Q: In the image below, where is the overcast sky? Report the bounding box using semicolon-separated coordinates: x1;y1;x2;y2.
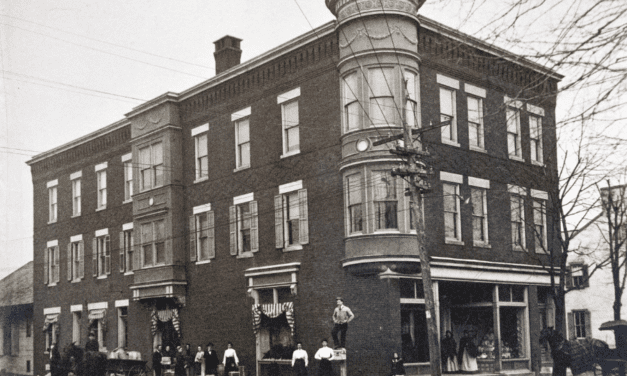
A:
0;0;611;280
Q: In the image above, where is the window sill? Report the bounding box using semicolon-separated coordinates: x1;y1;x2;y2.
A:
346;232;365;237
124;271;134;276
47;283;57;287
196;260;211;265
280;150;300;159
508;155;525;163
531;160;545;167
469;145;487;153
233;165;251;173
123;199;132;204
374;229;401;234
71;213;81;218
473;241;491;248
441;139;460;147
194;176;209;184
445;238;464;245
283;244;303;252
236;253;254;259
71;279;82;283
96;206;107;212
97;275;108;279
512;245;526;252
48;220;57;225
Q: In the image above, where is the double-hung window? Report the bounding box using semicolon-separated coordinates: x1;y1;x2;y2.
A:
95;162;108;210
122;154;132;202
139;142;163;191
469;177;489;245
343;72;361;132
141;220;166;267
572;310;590;338
47;180;58;223
275;181;309;250
232;107;251;170
404;70;418;128
117;306;128;348
70;171;81;216
45;240;59;285
71;309;82;345
278;88;301;156
441;172;463;243
192;124;209;181
570;263;589;289
190;204;215;262
230;193;258;256
119;223;134;273
369;67;396;126
92;229;110;277
531;190;548;253
506;97;523;159
373;170;398;230
437;74;459;145
67;235;84;282
528;104;544;164
465;84;486;150
346;173;364;234
509;185;527;250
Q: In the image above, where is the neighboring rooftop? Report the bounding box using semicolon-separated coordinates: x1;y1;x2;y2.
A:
0;261;34;307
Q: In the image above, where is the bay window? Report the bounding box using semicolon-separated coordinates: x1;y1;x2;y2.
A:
139;142;164;191
369;67;396;126
373;170;398;230
141;219;166;267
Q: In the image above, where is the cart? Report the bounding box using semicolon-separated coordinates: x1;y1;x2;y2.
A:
106;358;151;376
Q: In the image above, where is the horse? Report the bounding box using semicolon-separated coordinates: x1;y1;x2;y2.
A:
58;342;107;376
539;327;616;376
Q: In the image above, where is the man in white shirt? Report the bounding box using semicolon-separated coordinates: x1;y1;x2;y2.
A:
331;297;355;349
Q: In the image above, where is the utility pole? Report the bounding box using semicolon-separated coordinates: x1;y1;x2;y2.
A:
373;83;446;376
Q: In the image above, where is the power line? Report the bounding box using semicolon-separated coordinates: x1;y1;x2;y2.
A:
0;13;214;71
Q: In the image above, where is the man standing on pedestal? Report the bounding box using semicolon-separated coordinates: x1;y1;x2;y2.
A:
331;297;354;349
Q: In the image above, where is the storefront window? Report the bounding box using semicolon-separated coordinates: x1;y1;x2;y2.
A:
400;279;424;299
401;304;429;363
499;285;524;302
499;307;526;359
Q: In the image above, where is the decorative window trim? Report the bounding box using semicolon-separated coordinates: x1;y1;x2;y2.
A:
115;299;129;308
94;162;108;172
70;171;82;180
231;107;251;121
436;74;460;90
191;123;209;137
121;153;132;162
279;180;303;194
468;177;490;189
122;222;133;231
70;304;83;312
70;234;83;242
95;228;109;237
193;203;212;214
47;240;58;248
531;189;548;200
440;171;463;184
277;87;300;104
504;96;523;109
464;83;486;98
88;302;108;310
527;104;545;117
47;179;58;188
44;307;61;315
508;184;527;196
233;192;254;205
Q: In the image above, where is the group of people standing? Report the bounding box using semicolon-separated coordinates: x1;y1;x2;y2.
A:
441;330;480;373
152;342;236;376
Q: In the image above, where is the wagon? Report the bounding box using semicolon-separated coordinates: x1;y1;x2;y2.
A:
105;358;151;376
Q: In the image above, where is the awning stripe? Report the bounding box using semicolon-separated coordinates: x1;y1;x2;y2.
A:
88;308;106;320
252;302;294;336
42;314;59;332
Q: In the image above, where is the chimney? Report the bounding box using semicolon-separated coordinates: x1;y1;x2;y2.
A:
214;35;242;75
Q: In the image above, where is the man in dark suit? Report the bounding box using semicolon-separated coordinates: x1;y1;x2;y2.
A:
204;342;220;376
85;331;99;353
152;345;163;376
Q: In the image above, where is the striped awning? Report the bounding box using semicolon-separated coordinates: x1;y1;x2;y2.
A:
42;313;59;332
88;308;106;320
252;302;294;336
150;308;181;338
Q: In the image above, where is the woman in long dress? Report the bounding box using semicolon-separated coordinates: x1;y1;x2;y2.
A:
391;352;406;376
314;339;334;376
222;342;239;375
458;330;478;373
441;330;458;373
292;342;309;376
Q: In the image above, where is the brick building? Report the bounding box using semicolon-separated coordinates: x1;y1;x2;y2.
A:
28;1;563;375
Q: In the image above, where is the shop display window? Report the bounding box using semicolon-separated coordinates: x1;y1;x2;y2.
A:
401;304;429;363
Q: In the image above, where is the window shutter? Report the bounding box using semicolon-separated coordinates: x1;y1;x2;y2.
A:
582;264;589;288
78;240;84;279
229;205;237;256
275;195;284;248
119;232;125;273
208;211;215;259
584;310;592;338
105;235;111;275
568;312;575;339
189;216;197;262
250;201;259;253
299;189;309;244
132;233;140;272
67;243;73;281
44;248;49;285
93;238;98;277
565;266;573;289
54;247;60;283
128;232;134;272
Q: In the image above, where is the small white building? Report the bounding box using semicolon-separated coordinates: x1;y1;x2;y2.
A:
0;261;33;376
567;210;627;347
